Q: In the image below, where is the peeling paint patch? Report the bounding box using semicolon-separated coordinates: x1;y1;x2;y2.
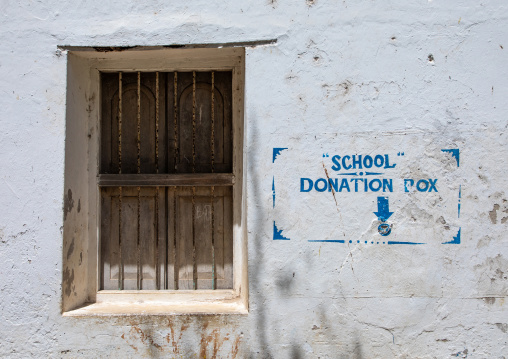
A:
441;149;460;167
495;323;508;333
476;255;508;293
452;348;468;358
443;228;461;244
273;147;288;163
483;297;496;305
273;221;290;240
488;202;508;224
489;204;500;223
272;176;275;208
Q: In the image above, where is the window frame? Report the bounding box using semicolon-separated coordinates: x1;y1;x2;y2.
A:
62;48;247;316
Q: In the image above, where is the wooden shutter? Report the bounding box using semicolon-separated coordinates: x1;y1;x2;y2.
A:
99;71;233;290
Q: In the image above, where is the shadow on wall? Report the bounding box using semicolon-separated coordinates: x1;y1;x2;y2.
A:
351;335;364;359
247;110;274;358
246;109;367;358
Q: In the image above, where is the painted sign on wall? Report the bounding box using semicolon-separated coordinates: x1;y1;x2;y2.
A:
272;134;462;245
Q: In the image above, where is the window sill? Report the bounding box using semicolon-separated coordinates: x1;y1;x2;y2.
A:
62;290;248;316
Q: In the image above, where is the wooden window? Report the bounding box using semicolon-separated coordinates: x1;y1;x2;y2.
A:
99;71;234;291
62;48;246;315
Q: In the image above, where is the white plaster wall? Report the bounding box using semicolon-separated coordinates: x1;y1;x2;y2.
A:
1;1;507;357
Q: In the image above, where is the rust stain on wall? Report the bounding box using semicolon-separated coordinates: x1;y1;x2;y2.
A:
121;333;138;352
131;326;163;351
165;318;190;355
199;321;230;359
231;335;242;359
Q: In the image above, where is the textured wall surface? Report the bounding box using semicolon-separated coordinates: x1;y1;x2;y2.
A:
1;1;507;357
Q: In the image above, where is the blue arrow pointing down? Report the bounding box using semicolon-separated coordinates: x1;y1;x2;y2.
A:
374;196;393;222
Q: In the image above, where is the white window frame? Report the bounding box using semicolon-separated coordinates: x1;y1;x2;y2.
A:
61;47;248;316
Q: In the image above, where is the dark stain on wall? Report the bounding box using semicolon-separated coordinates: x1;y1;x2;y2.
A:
66;237;74;260
495;323;508;333
489;204;500;224
63;189;74;221
483;297;496;305
62;267;74;297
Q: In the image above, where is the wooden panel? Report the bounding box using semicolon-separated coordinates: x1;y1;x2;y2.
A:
100;189;117;290
156;188;166;290
172;186;233;290
102;71;230;175
100;72;167;174
100;70;234;292
178;80;224;170
177;188;194;289
219;186;233;289
166;72;178;174
100;73;115;174
171;71;232;174
166;187;177;289
139;190;156;290
194;195;213;289
98;173;234;187
121;190;139;290
231;61;245;296
101;187;163;290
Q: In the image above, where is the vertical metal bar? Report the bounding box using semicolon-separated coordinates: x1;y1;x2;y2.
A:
163;72;170;290
173;187;177;290
173;72;179;172
155;72;160;290
136;72;142;290
173;72;178;290
164;188;168;290
210;71;216;290
191;71;197;290
192;72;196;171
118;72;123;291
164;72;171;290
